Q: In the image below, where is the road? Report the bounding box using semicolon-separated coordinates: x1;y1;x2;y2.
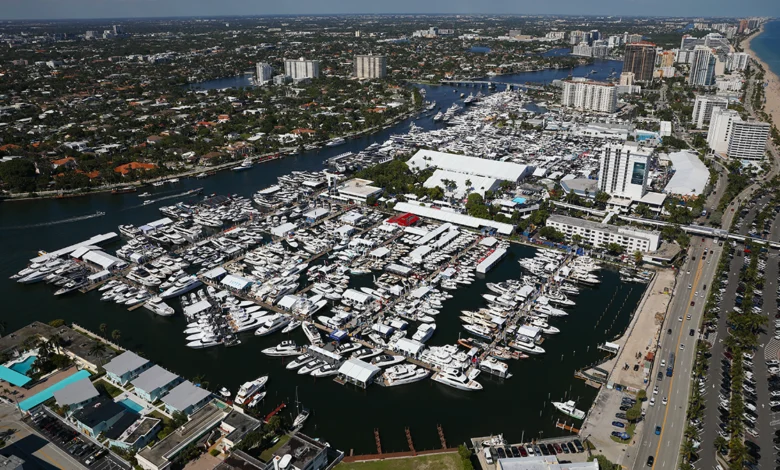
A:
628;241;721;469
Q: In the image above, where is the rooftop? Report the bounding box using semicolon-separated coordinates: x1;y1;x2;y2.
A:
52;377;99;406
104;351;150;378
267;433;327;470
161;380;212;412
408;149;531;182
73;398;128;429
131;365;180;393
664;150;710;197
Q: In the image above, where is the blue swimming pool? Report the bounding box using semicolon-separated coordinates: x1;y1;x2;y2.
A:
8;356;36;376
119;398;144;413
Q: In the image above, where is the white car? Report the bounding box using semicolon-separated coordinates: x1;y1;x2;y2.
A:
662;396;668;406
653;386;659;395
649;397;655;406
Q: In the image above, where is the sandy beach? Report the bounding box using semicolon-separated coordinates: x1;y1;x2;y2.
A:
741;23;780;126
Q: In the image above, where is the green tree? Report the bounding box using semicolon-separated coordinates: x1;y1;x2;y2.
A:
48;319;65;328
99;323;107;337
538;226;564;242
606;243;625;255
633;251;644;264
626;402;643;422
111;330;121;342
88;341;106;357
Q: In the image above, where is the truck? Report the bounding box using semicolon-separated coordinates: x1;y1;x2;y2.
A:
667;352;675;377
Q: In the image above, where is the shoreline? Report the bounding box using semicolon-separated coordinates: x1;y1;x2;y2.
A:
742;22;780;126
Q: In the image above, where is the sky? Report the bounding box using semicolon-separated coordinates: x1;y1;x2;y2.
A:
1;0;778;20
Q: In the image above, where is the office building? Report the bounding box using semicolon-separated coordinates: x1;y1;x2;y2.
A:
608;35;622;47
572;44;592;57
284;58;320;81
689;46;717;87
692;95;729;128
569;30;586;45
657;50;676;68
591;43;609;59
726;52;750;72
707;108;740;153
546;215;661;253
255;62;273;85
619;72;635;86
354;55;387;79
589;30;601;42
623;42;656;82
728;120;770;161
561;79;617;113
624;33;644;44
597;142;650;200
546;31;566;40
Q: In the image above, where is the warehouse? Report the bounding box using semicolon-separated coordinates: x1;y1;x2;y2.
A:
393;202;514;235
407;149;533;183
663;150;710;197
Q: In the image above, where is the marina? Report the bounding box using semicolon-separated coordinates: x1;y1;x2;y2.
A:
0;67;643;455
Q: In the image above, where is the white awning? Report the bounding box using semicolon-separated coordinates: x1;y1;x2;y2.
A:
338;358;381;384
221;274;252;290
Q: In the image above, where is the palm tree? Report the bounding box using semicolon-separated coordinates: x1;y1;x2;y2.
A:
89;342;107;357
0;320;6;337
48;334;62;355
680;440;696;463
111;330;121;342
99;323;107;337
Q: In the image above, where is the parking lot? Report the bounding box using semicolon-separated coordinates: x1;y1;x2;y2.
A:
27;407;129;470
472;434;587;468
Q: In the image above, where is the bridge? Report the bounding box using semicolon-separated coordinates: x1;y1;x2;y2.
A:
439;79;546;91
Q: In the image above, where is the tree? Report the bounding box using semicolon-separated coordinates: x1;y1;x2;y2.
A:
606;243;625;255
48;319;65;328
99;323;107;337
538;226;564;242
88;342;107;357
266;415;283;433
633;251;644;265
594;191;610;207
571;234;583;245
111;330;121;342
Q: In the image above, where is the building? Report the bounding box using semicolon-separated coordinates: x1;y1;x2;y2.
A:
591;44;609;59
659;121;672;137
53;377;100;413
624;33;643;44
707;108;769;160
220;410;263;450
497;455;599;470
407;149;533;184
619;72;635;86
561;79;617;113
726;52;750;72
569;30;586;45
689;46;717;87
255;63;273;85
692;95;729;128
161;381;212;416
657;50;676;68
597;142;650;201
664;150;710;196
109;417;161;451
131;365;182;403
728;120;770;161
547;215;660;252
0;456;24;470
571;44;591;57
284;58;320;81
73;398;129;437
623;42;656;82
104;351;152;386
336;178;383;203
264;433;329;470
354;55;387;79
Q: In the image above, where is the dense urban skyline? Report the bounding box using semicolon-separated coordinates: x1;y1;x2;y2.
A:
0;0;778;20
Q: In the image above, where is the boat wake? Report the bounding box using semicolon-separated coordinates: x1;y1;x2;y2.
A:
1;211;106;230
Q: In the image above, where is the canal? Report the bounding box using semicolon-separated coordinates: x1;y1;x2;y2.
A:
0;60;635;454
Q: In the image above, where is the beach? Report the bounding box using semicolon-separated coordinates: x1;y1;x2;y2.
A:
741;23;780;126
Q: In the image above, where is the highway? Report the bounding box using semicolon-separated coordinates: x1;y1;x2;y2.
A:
628;240;721;469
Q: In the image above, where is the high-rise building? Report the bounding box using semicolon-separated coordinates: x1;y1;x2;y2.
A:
589;30;601;43
284;58;320;81
726;52;750;72
692;95;729;128
569;30;586;45
623;42;656;82
619;72;635;86
572;44;592;57
657;51;676;68
591;42;609;59
624;33;643;44
707;108;739;153
738;19;749;34
597;142;650;201
354;55;387;79
561;79;618;113
255;62;273;85
728;120;770;160
608;35;622;47
689;46;717;87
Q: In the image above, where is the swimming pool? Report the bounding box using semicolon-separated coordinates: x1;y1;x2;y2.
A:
119;398;144;413
8;356;37;376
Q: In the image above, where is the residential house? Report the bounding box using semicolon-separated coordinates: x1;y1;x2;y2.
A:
72;399;128;437
53;377;100;413
131;366;182;403
161;381;212;416
51;156;77;170
103;351;151;386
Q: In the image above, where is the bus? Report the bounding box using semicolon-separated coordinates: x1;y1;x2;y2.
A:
666;352;675;377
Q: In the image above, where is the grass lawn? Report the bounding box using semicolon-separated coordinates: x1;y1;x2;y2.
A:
336;452;463;470
97;379;123;398
259;434;291;462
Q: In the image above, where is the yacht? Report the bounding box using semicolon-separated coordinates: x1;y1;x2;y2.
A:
370;355;405;368
143;297;175;316
53;278;88;296
383;364;430;386
432;367;483;391
262;340;303;357
160;276;202;299
325;137;346;147
479;357;512;379
254;314;291;336
552;400;586;419
510;337;546;355
462;324;494;340
247;392;266;408
412;323;436;343
286;354;315;370
235;376;269;405
302;322;323;346
232;157;253;172
530;318;560;334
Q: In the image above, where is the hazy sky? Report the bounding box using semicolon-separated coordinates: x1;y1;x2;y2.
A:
1;0;778;20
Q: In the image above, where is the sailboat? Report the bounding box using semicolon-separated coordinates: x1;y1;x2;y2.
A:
292;387;310;429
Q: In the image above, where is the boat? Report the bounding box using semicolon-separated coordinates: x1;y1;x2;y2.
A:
111;187;136;194
232;157;253;171
432;367;483;391
325;137;346;147
234;376;269;405
286;354;315;370
292;388;309;429
370;355;405;368
262;340;303;357
411;323;436;343
383;364;430;386
247;392;266;407
143;296;175;316
160;276;202;299
510;337;546;355
552;400;586;420
219;387;231;398
254;314;291;336
281;320;301;334
138;192;152;198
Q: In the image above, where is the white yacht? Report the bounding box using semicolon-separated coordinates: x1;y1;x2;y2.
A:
371;355;405;368
479;357;512;379
262;340;303;357
553;400;586;419
530;318;560;334
235;376;269;405
144;297;174;316
160;276;202;299
411;323;436;343
383;364;430;386
510;337;546;355
286;354;315;370
432;367;483;391
254;314;291;336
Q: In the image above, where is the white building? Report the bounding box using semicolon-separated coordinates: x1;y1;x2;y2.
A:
354;55;387;79
692;95;729;128
597;142;650;201
547;215;660;252
689;46;717;87
561;79;617;113
726;52;750;72
707;108;769;160
571;43;592;57
255;62;273;85
407;149;533;183
664;150;710;196
546;31;566;40
284;58;320;81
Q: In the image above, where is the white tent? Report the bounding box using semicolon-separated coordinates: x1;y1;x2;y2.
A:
338;358;381;388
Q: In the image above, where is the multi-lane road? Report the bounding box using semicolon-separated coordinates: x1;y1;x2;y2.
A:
629;240;722;469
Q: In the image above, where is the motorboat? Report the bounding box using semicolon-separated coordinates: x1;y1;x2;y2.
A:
383;364;430;386
254;314;291;336
510;337;546;355
281;320;301;334
219;387;231;398
286;354;315;370
553;400;586;419
160;276;202;299
235;376;268;405
248;392;266;407
370;355;405;368
144;297;175;316
432;367;483;391
411;323;436;343
262;340;303;357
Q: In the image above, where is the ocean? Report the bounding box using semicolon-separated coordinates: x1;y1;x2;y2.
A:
750;20;780;80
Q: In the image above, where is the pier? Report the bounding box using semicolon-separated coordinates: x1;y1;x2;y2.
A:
439;79;546;91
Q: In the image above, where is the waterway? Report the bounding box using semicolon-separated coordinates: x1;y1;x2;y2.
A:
0;59;634;454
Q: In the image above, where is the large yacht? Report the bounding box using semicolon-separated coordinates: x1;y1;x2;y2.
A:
432;367;483;391
510;337;546;355
143;297;174;316
254;313;291;336
160;276;202;299
553;400;586;419
262;340;302;357
235;376;269;405
383;364;430;386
